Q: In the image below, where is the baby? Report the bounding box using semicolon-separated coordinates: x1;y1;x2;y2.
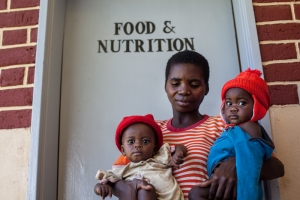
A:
189;69;275;200
94;114;186;200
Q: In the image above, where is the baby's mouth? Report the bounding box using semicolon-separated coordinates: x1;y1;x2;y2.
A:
229;115;238;119
133;151;142;155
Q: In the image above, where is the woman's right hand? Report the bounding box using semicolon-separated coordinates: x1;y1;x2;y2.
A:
197;157;237;199
111;179;152;200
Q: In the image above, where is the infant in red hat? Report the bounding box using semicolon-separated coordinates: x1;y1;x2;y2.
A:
189;69;276;200
94;114;186;200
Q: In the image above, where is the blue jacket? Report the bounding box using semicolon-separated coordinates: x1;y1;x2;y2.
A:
207;125;274;200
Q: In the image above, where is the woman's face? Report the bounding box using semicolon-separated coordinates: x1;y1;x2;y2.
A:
165;63;209;114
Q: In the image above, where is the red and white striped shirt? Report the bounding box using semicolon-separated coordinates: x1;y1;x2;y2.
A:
156;115;224;199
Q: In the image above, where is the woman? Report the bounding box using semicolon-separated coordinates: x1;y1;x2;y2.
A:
95;50;284;200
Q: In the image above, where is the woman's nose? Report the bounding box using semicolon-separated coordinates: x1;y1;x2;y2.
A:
178;84;190;95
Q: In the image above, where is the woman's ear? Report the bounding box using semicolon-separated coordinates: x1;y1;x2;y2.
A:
205;84;209;95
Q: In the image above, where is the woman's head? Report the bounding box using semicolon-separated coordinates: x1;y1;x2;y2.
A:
221;68;270;124
165;50;210;86
165;51;210;114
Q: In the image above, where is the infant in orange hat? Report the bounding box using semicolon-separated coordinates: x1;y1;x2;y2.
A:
189;69;276;200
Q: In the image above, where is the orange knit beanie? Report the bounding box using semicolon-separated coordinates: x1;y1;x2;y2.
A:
221;68;270;122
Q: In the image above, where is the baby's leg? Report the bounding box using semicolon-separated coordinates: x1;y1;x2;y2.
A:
188;185;210;200
137;184;157;200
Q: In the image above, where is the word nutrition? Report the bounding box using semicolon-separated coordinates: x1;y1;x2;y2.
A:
97;21;195;53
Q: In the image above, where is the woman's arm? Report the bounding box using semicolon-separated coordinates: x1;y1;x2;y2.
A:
197;155;284;199
260;156;284;180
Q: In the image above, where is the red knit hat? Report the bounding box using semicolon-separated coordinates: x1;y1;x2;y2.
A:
115;114;163;152
221;68;270;122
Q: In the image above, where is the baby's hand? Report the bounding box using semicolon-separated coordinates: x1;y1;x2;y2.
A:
94;183;112;199
169;144;187;168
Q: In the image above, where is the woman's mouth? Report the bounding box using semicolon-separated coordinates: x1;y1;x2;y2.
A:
176;100;192;106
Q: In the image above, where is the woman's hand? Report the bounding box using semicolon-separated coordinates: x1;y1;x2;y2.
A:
111;179;152;200
197;157;237;200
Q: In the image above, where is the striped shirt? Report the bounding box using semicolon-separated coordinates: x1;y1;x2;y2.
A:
156;115;224;199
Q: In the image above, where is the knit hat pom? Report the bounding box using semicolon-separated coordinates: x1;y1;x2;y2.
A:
115;114;163;152
245;68;262;77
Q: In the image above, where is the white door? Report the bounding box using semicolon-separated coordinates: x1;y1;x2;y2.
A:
58;0;240;199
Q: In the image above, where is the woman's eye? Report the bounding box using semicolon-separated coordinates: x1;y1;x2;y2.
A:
171;82;179;86
190;84;199;88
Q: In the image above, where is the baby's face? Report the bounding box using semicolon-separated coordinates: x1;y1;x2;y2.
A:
121;123;157;163
223;88;254;124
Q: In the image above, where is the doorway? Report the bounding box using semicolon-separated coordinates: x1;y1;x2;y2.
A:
58;0;240;199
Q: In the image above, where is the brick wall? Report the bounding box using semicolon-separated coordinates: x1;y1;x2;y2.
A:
0;0;39;129
253;0;300;198
253;0;300;105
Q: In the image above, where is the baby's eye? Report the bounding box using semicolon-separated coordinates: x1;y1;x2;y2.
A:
225;101;232;106
127;140;134;144
238;101;246;106
142;139;149;144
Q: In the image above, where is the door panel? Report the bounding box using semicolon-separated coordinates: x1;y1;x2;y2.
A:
59;0;240;199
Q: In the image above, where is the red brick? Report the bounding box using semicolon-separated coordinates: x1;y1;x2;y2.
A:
0;88;33;106
295;4;300;20
30;28;37;43
257;23;300;41
0;109;31;129
254;5;292;22
2;29;27;45
253;0;295;2
269;85;299;105
0;46;36;67
0;10;39;28
0;0;7;10
0;67;25;86
27;66;34;84
259;43;296;62
263;62;300;82
11;0;39;9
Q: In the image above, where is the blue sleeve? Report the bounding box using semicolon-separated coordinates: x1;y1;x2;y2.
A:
227;126;274;200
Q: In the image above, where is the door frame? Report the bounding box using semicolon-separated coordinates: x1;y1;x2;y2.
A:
27;0;276;199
